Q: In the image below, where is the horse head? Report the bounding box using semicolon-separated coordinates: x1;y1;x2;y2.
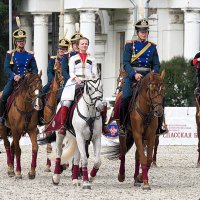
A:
83;78;103;110
19;73;43;111
147;70;165;117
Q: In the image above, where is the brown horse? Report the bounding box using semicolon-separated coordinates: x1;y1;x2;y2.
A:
42;62;64;172
195;95;200;167
105;70;165;190
0;72;43;179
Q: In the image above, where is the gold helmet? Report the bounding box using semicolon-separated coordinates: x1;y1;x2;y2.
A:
135;19;149;32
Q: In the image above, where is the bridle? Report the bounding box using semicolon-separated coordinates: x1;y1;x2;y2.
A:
135;75;164;125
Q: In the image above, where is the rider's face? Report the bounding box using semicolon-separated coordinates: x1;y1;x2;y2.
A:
58;47;67;56
78;39;89;53
16;40;26;49
137;31;148;41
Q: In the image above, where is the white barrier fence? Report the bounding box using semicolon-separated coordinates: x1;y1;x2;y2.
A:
159;107;198;145
0;107;198;146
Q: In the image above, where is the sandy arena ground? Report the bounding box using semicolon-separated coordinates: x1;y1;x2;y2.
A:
0;139;199;200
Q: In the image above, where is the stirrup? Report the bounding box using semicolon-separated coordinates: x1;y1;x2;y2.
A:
119;126;126;136
59;127;66;135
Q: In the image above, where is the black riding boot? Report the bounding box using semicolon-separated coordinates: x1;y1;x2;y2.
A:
194;69;200;95
119;97;131;134
0;100;6;125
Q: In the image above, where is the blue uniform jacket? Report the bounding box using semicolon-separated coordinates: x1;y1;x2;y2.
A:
2;50;38;101
42;56;67;95
122;40;160;98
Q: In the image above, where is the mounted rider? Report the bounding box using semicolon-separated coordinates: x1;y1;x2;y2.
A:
45;37;100;134
61;25;83;87
42;38;70;98
119;19;160;135
192;52;200;95
0;17;38;125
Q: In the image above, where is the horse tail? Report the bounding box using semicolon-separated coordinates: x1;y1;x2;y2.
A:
47;133;77;164
126;130;134;153
85;141;90;158
102;130;134;160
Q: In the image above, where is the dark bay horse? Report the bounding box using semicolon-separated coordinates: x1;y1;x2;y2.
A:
195;95;200;167
0;72;43;179
105;70;165;190
42;62;64;172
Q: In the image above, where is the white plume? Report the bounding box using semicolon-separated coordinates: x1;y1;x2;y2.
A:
75;23;80;33
16;16;21;28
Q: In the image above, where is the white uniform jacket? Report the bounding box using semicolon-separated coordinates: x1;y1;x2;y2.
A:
61;53;99;101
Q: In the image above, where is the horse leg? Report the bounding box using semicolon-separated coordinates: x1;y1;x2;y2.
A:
89;136;101;182
76;135;91;189
118;128;126;182
134;149;142;186
134;134;150;190
0;126;15;177
12;131;22;179
52;132;65;185
45;143;52;172
71;148;81;186
197;125;200;167
152;135;159;167
28;129;39;179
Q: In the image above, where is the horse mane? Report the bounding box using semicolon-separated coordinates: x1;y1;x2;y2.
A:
15;73;38;96
140;72;161;90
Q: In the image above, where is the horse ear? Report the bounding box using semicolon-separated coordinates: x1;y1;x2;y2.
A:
160;69;165;80
39;70;42;78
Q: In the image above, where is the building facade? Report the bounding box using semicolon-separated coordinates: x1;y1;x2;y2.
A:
18;0;200;98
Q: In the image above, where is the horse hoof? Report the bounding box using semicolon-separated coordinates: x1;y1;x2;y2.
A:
28;172;36;179
52;174;60;185
44;166;51;172
118;173;125;182
62;163;69;170
82;181;91;189
142;184;151;190
196;162;200;168
134;180;142;187
151;162;157;168
72;179;81;186
15;174;22;179
7;171;15;177
89;175;95;183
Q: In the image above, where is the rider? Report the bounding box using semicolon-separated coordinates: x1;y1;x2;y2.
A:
45;37;99;133
119;18;160;135
191;52;200;95
61;32;83;87
0;27;38;125
42;38;70;98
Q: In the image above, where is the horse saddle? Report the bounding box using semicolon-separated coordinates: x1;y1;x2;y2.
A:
108;82;140;124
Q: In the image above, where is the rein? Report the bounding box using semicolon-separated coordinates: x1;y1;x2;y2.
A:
75;79;102;143
134;75;164;130
13;74;42;132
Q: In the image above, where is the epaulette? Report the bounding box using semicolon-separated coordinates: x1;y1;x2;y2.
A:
26;50;34;54
148;41;157;46
126;40;134;44
7;50;15;54
50;56;57;59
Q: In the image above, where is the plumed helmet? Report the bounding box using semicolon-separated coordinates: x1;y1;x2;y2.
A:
58;38;70;48
13;16;26;42
13;29;26;41
70;23;83;43
135;19;149;32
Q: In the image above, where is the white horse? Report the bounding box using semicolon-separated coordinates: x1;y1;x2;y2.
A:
52;78;103;189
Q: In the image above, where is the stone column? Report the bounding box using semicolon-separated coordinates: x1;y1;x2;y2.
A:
20;15;33;51
183;9;200;59
64;11;75;40
33;14;49;84
79;9;98;56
